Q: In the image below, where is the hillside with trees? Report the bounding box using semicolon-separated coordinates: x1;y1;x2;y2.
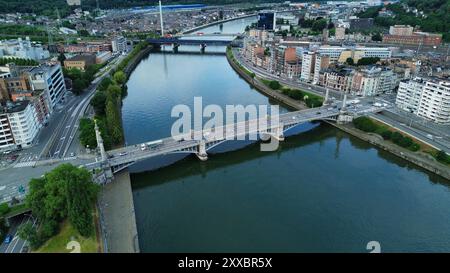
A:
357;0;450;42
0;0;287;16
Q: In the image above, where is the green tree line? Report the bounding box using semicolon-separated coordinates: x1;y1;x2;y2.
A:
0;58;39;66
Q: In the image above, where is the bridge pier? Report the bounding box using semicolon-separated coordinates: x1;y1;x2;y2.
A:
272;124;285;141
173;43;180;53
200;43;206;53
196;140;208;161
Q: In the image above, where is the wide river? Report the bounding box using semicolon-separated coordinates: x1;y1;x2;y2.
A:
122;17;450;252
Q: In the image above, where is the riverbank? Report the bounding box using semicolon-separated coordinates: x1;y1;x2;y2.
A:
98;171;140;253
227;47;449;181
95;43;152;253
226;47;308;110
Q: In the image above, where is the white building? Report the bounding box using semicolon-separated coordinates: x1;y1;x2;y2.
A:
396;77;450;124
0;37;50;61
111;36;127;53
352;67;397;96
2;100;40;149
27;62;66;114
396;78;425;113
0;111;14;152
318;46;391;62
301;51;316;82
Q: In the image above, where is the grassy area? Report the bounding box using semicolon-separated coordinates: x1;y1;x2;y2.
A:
353;116;450;166
34;220;98;253
260;78;323;108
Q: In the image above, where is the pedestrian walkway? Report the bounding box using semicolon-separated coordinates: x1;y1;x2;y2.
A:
13;161;36;168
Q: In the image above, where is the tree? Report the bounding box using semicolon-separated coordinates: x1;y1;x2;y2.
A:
79;29;90;37
346;57;355;66
17;222;41;250
57;53;66;64
106;99;123;144
113;71;127;85
24;164;100;246
26;178;48;221
106;84;122;100
371;33;382;42
357;57;380;66
436;150;450;164
381;130;392;140
72;78;87;95
90;91;107;116
311;19;328;32
66;166;99;237
79;118;97;148
0;203;10;217
268;80;281;90
98;77;112;92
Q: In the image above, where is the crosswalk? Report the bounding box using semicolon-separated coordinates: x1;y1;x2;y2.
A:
13;156;77;168
13;161;36;168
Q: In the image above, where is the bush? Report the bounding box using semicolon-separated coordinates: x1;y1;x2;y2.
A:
436;150;450;164
0;203;10;217
268;80;281;90
353;117;377;133
408;143;421;152
381;130;392;140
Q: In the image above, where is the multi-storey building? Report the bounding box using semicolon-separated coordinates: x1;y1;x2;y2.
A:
396;78;425;113
313;54;330;84
111;36;128;53
389;25;414;36
319;67;353;93
396;77;450;124
0;110;14;152
27;62;67;114
5;100;40;148
383;32;442;47
318;46;391;62
300;51;316;82
351;67;397;96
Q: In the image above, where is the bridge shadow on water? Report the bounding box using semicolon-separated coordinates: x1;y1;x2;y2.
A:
130;122;449;190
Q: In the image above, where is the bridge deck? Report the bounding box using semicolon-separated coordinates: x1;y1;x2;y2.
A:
84;105;383;172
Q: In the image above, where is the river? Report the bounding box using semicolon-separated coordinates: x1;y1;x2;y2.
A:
122;17;450;253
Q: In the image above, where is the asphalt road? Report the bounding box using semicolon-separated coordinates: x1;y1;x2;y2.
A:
45;55;125;160
0;214;35;253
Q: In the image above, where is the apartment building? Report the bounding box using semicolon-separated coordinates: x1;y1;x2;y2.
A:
318;46;391;62
111;36;128;53
313;54;330;84
0;111;14;152
300;51;316;82
27;62;67;114
5;100;40;148
351;67;397;96
396;77;450;124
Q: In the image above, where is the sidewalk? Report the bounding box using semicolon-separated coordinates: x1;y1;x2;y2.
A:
98;171;140;253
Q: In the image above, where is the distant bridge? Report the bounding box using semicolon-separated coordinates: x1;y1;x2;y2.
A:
84;97;385;181
147;37;233;46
